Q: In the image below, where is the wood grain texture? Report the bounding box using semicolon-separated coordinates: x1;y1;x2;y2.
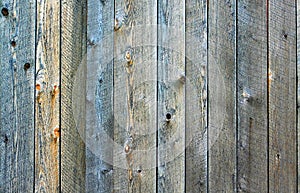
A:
0;0;36;192
157;0;185;192
85;0;114;192
237;1;268;192
185;0;207;192
208;0;236;192
269;1;297;192
35;0;60;192
61;0;87;192
113;0;157;192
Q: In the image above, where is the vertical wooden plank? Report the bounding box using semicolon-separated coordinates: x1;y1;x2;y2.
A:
0;0;36;192
208;0;236;192
237;1;268;192
85;0;114;192
113;0;157;192
61;0;87;192
269;1;297;192
185;0;207;192
34;0;60;192
157;0;185;192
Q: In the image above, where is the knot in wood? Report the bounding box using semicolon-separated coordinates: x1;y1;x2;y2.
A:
125;50;133;66
1;7;9;16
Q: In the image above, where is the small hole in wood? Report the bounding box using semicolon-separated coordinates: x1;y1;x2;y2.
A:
137;169;142;173
283;34;287;39
166;113;172;121
1;7;9;16
276;153;280;159
24;63;30;71
11;40;16;47
3;134;8;143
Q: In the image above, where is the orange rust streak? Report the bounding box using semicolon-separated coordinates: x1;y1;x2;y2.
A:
53;127;60;138
36;84;41;91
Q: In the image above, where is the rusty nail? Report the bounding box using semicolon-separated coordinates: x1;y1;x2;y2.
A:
36;83;41;91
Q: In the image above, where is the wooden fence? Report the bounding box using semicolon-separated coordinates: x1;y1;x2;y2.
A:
0;0;298;192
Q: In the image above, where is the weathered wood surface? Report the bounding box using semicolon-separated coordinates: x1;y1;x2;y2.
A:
0;0;299;193
35;0;60;192
268;1;297;192
208;0;236;192
237;1;268;192
61;0;87;192
113;0;157;192
157;0;185;192
85;0;114;192
0;0;36;192
185;0;207;192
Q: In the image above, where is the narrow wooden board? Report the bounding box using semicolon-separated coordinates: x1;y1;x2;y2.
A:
185;0;207;192
157;0;185;192
113;0;157;192
208;0;236;192
34;0;60;192
268;1;297;192
85;0;114;192
61;0;87;192
0;0;36;192
237;1;268;192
